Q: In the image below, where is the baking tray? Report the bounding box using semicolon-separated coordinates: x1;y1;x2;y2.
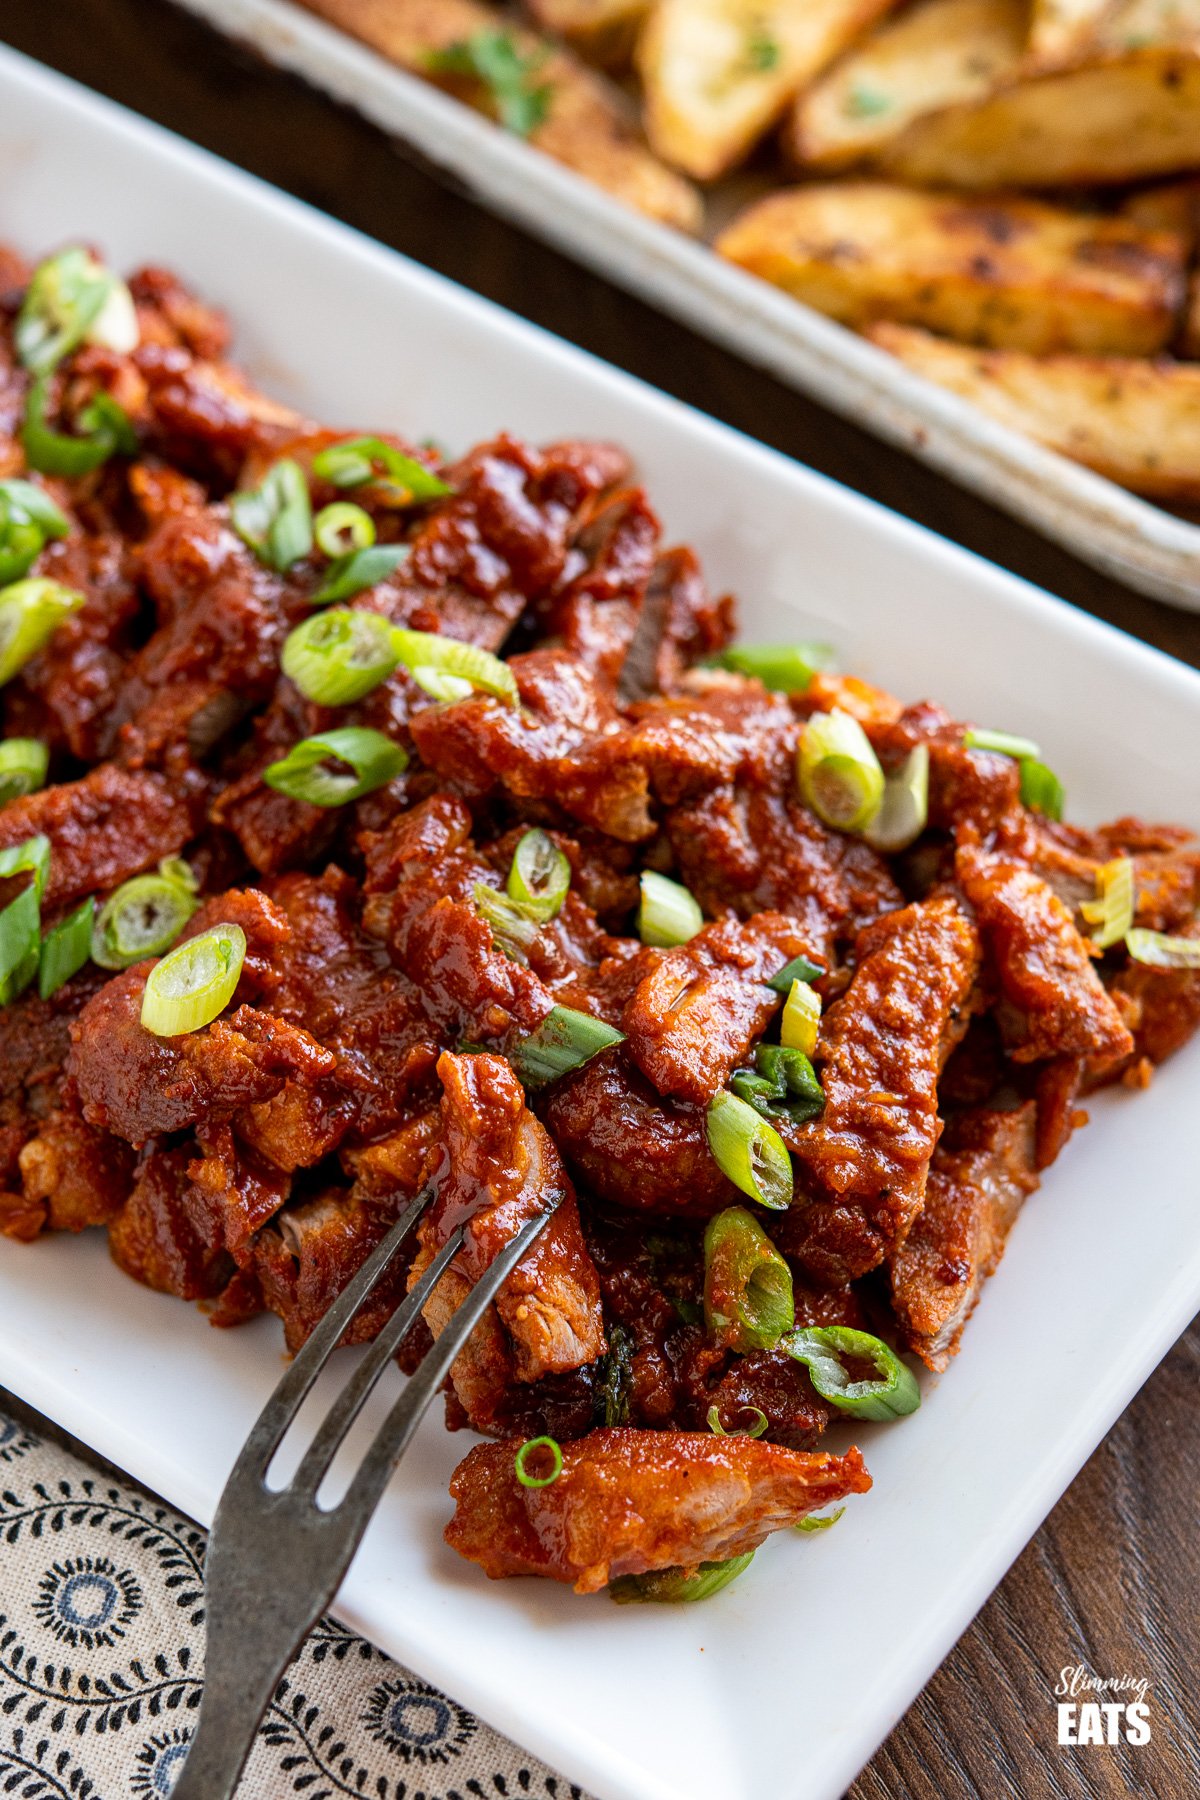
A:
171;0;1200;610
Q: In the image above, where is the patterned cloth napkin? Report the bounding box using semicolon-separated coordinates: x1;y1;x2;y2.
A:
0;1400;586;1800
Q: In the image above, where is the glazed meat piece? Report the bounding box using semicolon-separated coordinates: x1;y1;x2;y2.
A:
0;764;199;910
533;485;659;684
617;545;734;702
1014;813;1200;936
956;844;1134;1070
781;894;981;1285
890;1103;1040;1372
107;1143;236;1300
412;1052;604;1431
1108;921;1200;1069
868;702;1021;839
252;1183;417;1353
16;1089;134;1237
445;1429;871;1591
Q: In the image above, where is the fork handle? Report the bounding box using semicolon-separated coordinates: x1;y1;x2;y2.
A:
170;1646;285;1800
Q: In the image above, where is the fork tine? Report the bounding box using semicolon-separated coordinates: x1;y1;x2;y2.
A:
291;1220;466;1496
228;1185;432;1481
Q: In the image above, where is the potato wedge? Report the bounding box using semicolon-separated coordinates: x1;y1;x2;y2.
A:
637;0;899;180
1120;174;1200;243
716;182;1187;353
1026;0;1120;66
524;0;650;67
1184;271;1200;355
788;0;1027;171
879;43;1200;187
294;0;701;228
868;319;1200;500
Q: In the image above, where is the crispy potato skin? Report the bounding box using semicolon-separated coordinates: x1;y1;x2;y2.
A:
788;0;1026;171
717;182;1187;354
638;0;899;181
879;45;1200;188
1026;0;1118;66
294;0;701;229
525;0;649;66
869;319;1200;501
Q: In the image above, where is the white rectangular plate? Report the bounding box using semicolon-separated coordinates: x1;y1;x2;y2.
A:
0;43;1198;1800
176;0;1200;610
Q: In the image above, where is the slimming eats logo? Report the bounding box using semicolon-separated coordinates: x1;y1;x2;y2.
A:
1055;1665;1152;1745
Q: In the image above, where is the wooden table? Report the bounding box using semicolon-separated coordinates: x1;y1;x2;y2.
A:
3;3;1199;1794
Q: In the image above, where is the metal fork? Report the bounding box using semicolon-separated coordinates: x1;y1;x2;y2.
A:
172;1184;556;1800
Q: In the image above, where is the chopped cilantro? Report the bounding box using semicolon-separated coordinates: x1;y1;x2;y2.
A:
426;31;554;138
844;83;892;118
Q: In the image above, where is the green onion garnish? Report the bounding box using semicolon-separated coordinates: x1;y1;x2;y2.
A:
22;380;136;477
795;1507;845;1533
311;544;409;606
1125;928;1200;969
864;743;929;853
38;895;94;999
1020;758;1065;821
509;1004;624;1090
140;921;246;1038
707;1403;769;1438
91;859;199;971
281;608;400;705
263;726;408;808
709;641;833;693
0;579;85;686
963;727;1041;759
0;738;50;806
637;869;704;947
513;1435;562;1488
780;978;821;1057
768;953;824;993
797;707;885;833
782;1326;920;1421
0;833;51;900
609;1552;755;1605
473;882;541;961
231;459;313;572
311;436;453;503
730;1044;824;1127
0;480;70;586
0;879;41;1005
425;31;554;138
1080;856;1135;951
706;1090;794;1210
391;628;518;706
313;501;375;557
506;828;570;922
16;248;137;376
703;1204;794;1352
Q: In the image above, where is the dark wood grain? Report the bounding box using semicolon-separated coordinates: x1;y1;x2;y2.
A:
1;2;1198;1794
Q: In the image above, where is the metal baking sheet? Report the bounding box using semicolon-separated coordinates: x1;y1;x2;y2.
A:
176;0;1200;609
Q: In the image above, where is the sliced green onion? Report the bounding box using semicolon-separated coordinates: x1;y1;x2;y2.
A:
91;861;200;970
768;952;824;993
509;1004;624;1090
0;480;70;586
391;629;518;706
0;738;49;806
637;870;704;947
16;248;137;375
798;707;885;834
780;978;821;1057
1020;758;1065;822
513;1435;563;1488
609;1552;754;1605
263;726;408;808
0;879;41;1005
782;1325;920;1421
38;895;94;999
506;828;570;922
706;1090;794;1211
311;544;409;606
473;882;541;961
599;1323;635;1428
709;642;834;693
1080;856;1135;951
864;743;929;853
703;1204;794;1352
231;459;313;572
0;834;51;900
311;436;453;503
22;379;136;476
281;608;400;705
0;579;85;686
140;922;246;1037
731;1044;824;1127
963;727;1041;760
707;1403;769;1438
313;502;375;557
1125;928;1200;970
795;1507;845;1533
